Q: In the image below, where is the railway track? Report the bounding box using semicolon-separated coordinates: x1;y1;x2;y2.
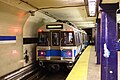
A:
26;67;70;80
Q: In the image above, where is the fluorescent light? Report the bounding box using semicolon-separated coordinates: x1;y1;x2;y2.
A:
47;25;62;28
77;23;95;27
77;21;94;24
88;0;96;16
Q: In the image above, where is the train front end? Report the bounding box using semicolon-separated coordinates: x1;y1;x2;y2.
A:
36;23;78;70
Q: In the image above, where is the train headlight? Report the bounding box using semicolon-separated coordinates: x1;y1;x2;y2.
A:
41;51;44;55
38;50;46;56
67;51;72;56
62;50;72;58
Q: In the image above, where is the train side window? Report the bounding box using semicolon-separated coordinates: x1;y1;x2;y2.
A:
75;33;81;45
80;33;83;44
78;33;81;44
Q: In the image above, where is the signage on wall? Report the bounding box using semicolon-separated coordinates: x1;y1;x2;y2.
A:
0;36;16;44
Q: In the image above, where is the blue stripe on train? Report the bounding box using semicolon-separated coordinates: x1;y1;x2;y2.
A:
74;50;77;56
50;49;61;56
46;50;50;56
38;49;77;57
61;50;72;58
38;50;61;56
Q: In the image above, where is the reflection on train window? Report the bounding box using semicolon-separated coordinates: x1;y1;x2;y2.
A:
38;32;49;45
61;32;74;46
52;32;60;46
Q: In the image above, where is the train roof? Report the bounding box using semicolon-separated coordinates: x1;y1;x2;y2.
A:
38;21;87;34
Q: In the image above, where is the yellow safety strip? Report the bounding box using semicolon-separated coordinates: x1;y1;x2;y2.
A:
66;46;91;80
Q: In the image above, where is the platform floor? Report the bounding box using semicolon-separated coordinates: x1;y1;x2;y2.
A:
87;46;100;80
88;46;120;80
66;46;120;80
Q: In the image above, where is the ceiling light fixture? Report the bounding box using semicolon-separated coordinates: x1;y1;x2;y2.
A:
88;0;97;16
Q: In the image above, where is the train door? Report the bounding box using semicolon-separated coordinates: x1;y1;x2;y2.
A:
50;31;61;59
50;31;61;49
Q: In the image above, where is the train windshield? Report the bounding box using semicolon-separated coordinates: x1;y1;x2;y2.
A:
52;32;60;46
61;31;74;46
38;32;49;46
38;31;74;46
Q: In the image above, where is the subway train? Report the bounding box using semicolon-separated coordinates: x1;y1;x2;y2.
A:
36;20;88;71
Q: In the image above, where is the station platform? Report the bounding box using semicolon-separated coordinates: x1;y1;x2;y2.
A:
66;46;120;80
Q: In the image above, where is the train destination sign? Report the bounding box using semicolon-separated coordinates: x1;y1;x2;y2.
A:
46;24;63;29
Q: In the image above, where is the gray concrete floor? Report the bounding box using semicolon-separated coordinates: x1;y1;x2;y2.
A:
87;46;100;80
87;46;120;80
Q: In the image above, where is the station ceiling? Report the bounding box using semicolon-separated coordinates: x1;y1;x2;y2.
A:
0;0;120;29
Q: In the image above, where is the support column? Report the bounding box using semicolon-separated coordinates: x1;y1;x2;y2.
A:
96;19;100;64
100;3;119;80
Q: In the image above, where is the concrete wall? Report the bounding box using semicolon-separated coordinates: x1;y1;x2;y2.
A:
0;1;56;76
23;12;56;66
0;2;29;76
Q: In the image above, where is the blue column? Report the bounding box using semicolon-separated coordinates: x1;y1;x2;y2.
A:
96;19;100;64
100;3;119;80
95;29;97;52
